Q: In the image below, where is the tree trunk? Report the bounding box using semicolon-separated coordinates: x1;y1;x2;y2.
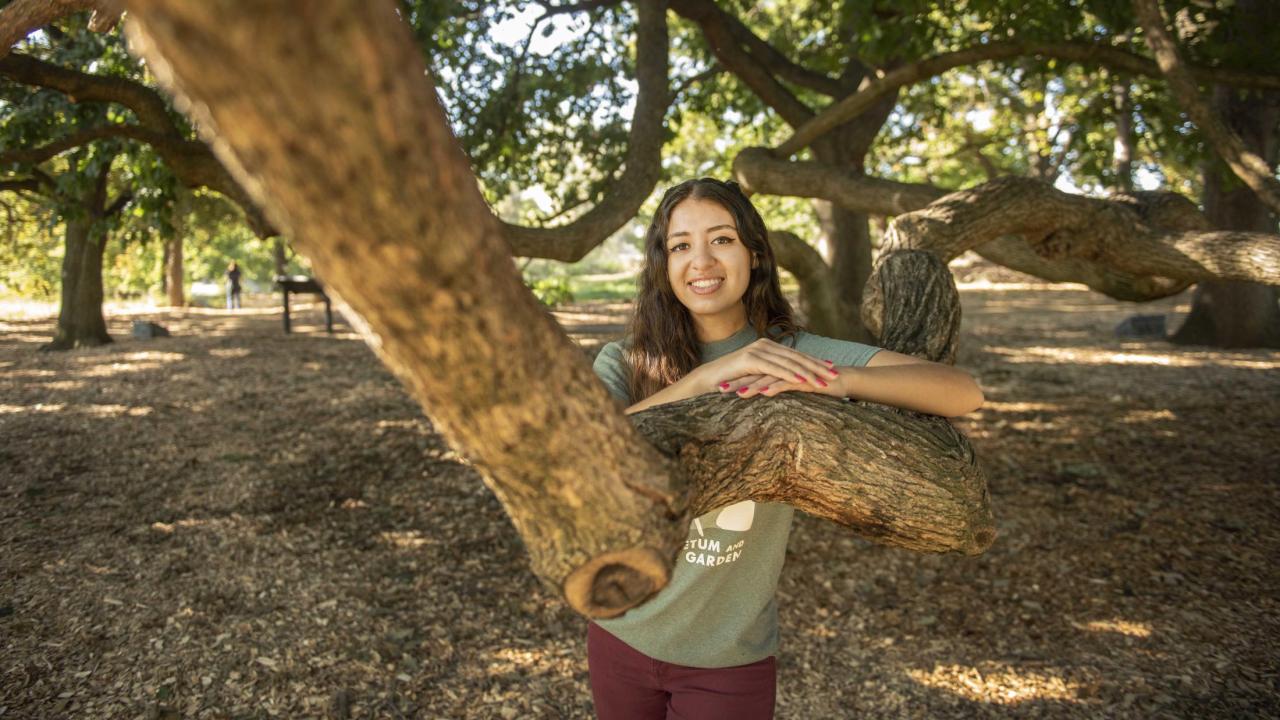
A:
43;161;113;351
1170;85;1280;347
272;237;288;277
164;234;184;307
806;100;897;342
164;188;187;307
44;218;112;350
1113;78;1135;192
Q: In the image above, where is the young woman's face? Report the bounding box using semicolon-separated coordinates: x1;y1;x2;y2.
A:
664;197;756;321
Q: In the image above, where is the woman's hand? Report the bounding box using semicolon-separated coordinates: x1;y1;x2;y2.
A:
699;338;841;398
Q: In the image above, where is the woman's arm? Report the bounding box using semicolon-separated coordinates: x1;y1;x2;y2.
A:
623;365;718;415
837;349;984;417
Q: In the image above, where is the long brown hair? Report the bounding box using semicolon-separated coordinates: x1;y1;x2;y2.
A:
625;178;803;402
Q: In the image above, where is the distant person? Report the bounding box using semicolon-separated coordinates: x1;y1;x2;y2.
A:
226;261;242;310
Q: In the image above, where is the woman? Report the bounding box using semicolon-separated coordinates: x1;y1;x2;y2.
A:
588;178;983;720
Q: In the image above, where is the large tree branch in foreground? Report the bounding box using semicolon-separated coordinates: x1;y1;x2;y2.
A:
774;39;1280;158
632;393;993;556
503;1;668;262
1132;0;1280;217
0;0;119;57
121;0;995;619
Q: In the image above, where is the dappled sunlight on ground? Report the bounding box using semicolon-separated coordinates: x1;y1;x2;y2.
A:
1071;618;1153;638
1;281;1277;717
905;662;1085;704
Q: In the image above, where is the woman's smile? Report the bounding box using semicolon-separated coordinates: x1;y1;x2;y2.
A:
688;277;725;294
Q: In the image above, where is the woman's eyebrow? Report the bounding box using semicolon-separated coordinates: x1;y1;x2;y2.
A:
667;224;737;240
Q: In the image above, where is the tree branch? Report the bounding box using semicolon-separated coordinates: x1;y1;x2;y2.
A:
104;189;132;216
0;52;273;234
668;0;813;127
719;9;846;97
0;0;119;57
884;176;1280;285
0;51;172;129
0;177;47;193
774;39;1280;158
733;146;949;216
501;0;669;261
1132;0;1280;216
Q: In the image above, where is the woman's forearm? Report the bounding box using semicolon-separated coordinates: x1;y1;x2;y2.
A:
837;363;984;417
624;366;715;415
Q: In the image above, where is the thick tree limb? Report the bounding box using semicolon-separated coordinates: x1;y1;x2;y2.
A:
716;5;846;97
632;393;994;557
668;0;813;127
1132;0;1280;217
0;52;170;128
0;123;163;164
973;236;1191;301
0;178;46;193
861;250;962;364
735;149;1215;300
883;176;1280;285
0;0;119;57
501;0;668;262
775;39;1280;158
734;147;949;216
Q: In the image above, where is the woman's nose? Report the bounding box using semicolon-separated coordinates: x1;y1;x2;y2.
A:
691;242;716;268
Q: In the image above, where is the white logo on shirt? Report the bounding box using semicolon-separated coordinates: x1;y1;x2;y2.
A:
684;500;754;567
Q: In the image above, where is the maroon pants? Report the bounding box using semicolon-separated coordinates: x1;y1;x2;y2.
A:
586;622;776;720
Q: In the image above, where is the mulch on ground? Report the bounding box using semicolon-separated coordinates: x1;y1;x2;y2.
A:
1;275;1277;718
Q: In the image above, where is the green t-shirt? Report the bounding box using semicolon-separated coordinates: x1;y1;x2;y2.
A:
590;322;881;668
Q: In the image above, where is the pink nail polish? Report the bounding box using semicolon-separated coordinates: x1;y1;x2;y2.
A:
794;373;806;383
816;378;828;388
737;386;748;393
760;386;769;392
829;369;839;376
824;359;834;366
719;382;730;389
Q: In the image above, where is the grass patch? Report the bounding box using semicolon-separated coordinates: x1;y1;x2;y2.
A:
570;276;637;302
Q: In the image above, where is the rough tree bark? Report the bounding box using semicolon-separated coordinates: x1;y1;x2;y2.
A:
734;148;1199;303
862;176;1280;341
118;0;995;619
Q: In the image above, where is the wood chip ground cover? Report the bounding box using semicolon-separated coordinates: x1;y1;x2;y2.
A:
1;273;1277;718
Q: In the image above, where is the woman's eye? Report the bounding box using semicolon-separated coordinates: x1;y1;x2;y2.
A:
714;236;734;244
668;243;688;252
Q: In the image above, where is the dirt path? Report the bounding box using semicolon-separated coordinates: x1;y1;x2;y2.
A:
1;284;1277;718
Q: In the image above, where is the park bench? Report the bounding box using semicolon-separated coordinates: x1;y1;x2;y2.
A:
274;275;334;334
